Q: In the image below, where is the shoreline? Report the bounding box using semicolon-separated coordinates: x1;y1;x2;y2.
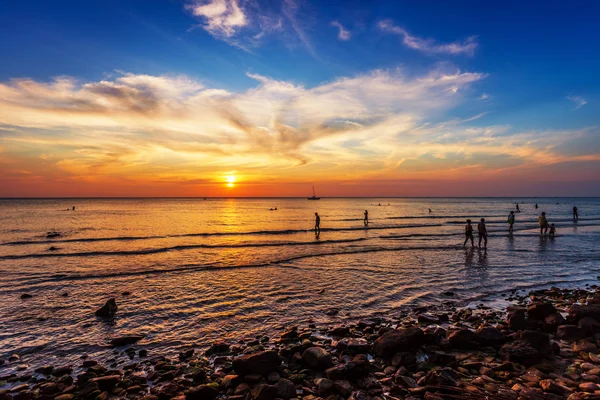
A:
3;284;600;399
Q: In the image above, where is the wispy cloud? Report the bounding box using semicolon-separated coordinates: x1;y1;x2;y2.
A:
330;21;351;41
187;0;247;38
567;95;587;110
378;20;478;56
479;93;489;100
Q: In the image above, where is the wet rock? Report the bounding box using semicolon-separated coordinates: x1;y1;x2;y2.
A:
448;329;479;349
20;294;33;299
34;365;53;375
544;313;566;330
348;390;369;400
276;378;296;399
249;384;279;400
333;380;353;397
476;326;507;347
519;331;553;355
266;372;280;383
51;366;72;377
205;342;230;356
232;351;281;376
315;378;334;396
556;325;586;341
373;327;424;357
90;375;121;391
329;326;350;337
527;302;557;320
569;304;600;323
500;341;544;366
185;385;218;400
417;314;439;324
95;298;117;318
139;349;148;357
578;317;600;335
334;338;371;353
110;335;143;346
579;382;599;392
82;360;98;368
417;368;459;387
302;347;333;369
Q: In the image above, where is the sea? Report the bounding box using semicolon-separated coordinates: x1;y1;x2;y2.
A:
1;197;599;374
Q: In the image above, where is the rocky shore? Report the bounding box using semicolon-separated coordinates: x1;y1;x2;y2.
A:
4;286;600;400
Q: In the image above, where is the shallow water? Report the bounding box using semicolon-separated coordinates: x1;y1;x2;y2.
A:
1;197;599;374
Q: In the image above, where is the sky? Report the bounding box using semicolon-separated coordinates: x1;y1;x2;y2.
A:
1;0;599;197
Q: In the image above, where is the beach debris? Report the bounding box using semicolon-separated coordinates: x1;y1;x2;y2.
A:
20;293;33;299
95;297;117;318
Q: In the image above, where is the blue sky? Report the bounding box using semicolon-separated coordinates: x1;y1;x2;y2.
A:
1;0;599;196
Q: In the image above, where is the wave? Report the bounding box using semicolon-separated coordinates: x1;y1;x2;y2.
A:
0;238;369;260
1;223;443;246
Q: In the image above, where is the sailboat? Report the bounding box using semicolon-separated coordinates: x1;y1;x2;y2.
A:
307;186;320;200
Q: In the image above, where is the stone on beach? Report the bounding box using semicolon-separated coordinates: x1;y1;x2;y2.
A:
110;335;143;346
373;327;425;357
527;301;557;320
302;347;333;369
232;351;281;376
95;298;118;318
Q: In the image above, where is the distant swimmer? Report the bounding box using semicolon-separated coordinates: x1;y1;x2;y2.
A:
378;203;381;206
535;203;538;209
478;218;488;249
464;219;474;248
573;206;579;221
72;206;76;211
549;223;556;238
428;208;432;213
515;203;520;213
314;212;321;234
364;210;369;226
539;212;549;235
507;211;515;234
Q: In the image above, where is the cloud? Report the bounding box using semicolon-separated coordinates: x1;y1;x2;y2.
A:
378;20;478;56
330;21;350;41
479;93;489;100
187;0;247;38
2;67;598;194
567;95;587;110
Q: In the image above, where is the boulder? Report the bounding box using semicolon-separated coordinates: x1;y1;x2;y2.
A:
333;338;371;353
315;378;334;396
276;379;296;399
232;351;281;376
556;325;586;341
500;341;544;366
373;327;424;357
519;330;553;356
185;385;218;400
527;302;557;321
302;347;333;369
578;317;600;335
249;384;279;400
476;326;507;347
544;313;566;331
95;298;118;318
448;329;479;349
110;335;143;346
569;304;600;323
89;375;121;391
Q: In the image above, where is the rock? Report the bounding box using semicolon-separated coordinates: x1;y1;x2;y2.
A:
34;365;54;375
519;331;552;355
110;335;143;346
539;379;572;396
205;342;230;356
569;304;600;323
348;390;369;400
185;385;218;400
574;341;598;353
276;379;296;399
391;352;417;367
139;349;148;357
266;372;280;383
500;341;544;366
544;313;566;330
334;338;371;353
556;325;585;341
249;384;279;400
527;302;557;320
95;298;118;318
329;326;350;336
373;327;424;357
417;314;439;324
507;312;535;331
315;378;334;396
82;360;98;368
578;317;600;335
333;380;353;397
302;347;333;369
476;326;507;347
417;368;459;387
448;329;479;349
51;366;72;377
579;382;598;392
232;351;281;376
20;294;33;299
89;375;121;391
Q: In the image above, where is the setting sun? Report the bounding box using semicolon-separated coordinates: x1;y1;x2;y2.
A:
225;175;236;188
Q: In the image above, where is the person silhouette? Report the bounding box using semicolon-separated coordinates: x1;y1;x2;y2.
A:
515;203;520;213
549;223;556;238
539;212;549;235
363;210;369;226
463;219;474;248
314;212;321;234
507;211;515;234
573;206;579;222
478;218;488;249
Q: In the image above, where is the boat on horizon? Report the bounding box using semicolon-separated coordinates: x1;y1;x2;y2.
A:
307;186;320;200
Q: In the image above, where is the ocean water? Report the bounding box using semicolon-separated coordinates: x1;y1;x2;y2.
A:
1;197;599;373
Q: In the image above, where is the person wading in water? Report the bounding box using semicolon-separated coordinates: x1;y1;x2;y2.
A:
464;219;474;247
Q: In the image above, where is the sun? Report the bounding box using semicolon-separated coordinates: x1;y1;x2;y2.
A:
225;175;236;188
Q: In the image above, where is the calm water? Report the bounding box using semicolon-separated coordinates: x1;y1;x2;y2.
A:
1;197;599;373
